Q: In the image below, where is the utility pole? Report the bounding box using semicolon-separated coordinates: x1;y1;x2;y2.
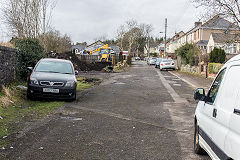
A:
147;37;150;57
164;18;167;58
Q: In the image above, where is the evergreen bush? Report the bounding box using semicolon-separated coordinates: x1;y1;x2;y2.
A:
15;38;45;80
209;47;226;63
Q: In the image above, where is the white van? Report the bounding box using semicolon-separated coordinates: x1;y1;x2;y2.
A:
194;55;240;159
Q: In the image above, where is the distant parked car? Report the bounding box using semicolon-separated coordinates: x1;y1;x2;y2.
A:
147;57;157;65
159;59;175;71
155;58;162;68
135;57;141;61
27;58;78;101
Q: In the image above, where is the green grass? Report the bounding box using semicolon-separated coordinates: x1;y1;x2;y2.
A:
77;77;96;91
77;81;94;91
0;78;97;147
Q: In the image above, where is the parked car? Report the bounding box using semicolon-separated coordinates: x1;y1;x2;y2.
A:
135;57;141;61
147;57;157;65
194;55;240;159
159;59;175;71
155;58;162;68
27;58;78;101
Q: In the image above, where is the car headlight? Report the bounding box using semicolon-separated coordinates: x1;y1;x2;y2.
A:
30;77;39;85
65;81;76;87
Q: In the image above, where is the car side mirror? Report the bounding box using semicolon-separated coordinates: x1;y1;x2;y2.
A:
194;88;205;101
27;67;33;71
75;70;78;75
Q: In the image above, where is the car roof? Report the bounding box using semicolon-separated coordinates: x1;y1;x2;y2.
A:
40;58;72;63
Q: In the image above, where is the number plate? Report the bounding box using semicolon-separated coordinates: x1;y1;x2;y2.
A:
43;88;59;93
166;63;170;65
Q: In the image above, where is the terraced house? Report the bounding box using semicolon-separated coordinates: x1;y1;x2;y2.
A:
167;15;240;56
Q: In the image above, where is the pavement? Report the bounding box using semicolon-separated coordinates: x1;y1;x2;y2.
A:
0;61;212;160
169;71;213;91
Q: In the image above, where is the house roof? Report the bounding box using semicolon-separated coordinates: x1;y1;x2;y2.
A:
71;45;86;51
196;40;209;46
201;15;239;30
211;33;240;43
87;40;104;48
109;45;121;53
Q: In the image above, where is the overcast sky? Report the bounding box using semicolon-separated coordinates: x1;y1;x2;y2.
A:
0;0;202;44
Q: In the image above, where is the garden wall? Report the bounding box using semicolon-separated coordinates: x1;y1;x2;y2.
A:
0;46;16;90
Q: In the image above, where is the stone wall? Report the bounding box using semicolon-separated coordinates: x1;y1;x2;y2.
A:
180;64;200;74
0;46;16;90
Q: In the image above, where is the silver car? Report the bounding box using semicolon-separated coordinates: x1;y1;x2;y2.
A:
147;57;157;65
160;59;175;71
155;58;162;68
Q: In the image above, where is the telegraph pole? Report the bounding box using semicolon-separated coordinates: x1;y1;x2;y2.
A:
164;18;167;58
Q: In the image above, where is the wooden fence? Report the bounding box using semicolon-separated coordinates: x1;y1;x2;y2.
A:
76;54;127;65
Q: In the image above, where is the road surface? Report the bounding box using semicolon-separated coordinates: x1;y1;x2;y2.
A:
4;61;210;160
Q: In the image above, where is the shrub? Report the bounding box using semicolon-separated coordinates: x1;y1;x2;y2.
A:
175;43;200;66
208;63;223;74
209;47;226;63
15;38;45;80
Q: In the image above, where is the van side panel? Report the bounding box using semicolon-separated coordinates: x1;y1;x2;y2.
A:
221;65;240;158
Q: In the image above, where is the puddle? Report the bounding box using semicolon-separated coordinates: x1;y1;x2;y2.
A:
114;82;126;85
173;84;182;86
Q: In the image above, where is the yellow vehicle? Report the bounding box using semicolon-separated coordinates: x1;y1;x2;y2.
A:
90;44;113;63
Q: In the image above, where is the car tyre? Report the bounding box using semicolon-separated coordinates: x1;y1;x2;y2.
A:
27;90;35;100
194;123;206;155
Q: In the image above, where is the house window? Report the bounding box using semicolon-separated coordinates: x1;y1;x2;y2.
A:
225;43;237;54
233;44;237;54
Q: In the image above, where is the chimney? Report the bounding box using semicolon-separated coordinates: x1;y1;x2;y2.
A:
195;22;202;27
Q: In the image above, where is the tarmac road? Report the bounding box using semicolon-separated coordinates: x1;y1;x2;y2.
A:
4;61;210;160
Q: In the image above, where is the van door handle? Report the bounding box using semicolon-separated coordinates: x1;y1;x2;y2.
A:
234;109;240;115
213;108;217;118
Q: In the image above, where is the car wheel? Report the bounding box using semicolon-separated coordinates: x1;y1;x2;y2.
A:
27;90;35;100
194;122;206;155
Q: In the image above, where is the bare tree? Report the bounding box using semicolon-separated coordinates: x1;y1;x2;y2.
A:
139;23;153;57
39;29;72;53
116;25;126;50
115;20;153;57
2;0;56;38
193;0;240;26
125;19;140;56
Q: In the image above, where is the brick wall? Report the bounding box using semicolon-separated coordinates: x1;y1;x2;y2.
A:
0;46;16;90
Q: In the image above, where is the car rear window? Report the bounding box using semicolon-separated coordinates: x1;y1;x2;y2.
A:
162;59;173;62
35;61;73;74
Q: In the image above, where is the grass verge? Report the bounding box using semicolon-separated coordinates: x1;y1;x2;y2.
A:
0;78;98;147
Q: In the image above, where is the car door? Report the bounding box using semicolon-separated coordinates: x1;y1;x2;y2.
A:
224;65;240;159
198;68;226;155
210;66;239;159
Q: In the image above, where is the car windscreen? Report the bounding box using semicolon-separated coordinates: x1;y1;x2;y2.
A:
35;61;73;74
151;57;157;60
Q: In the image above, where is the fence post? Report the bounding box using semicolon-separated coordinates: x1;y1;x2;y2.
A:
206;62;208;78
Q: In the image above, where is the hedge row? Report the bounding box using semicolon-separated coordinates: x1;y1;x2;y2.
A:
208;63;223;74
